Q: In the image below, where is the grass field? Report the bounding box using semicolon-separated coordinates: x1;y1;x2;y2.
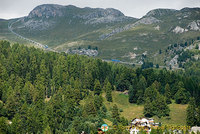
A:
102;91;187;126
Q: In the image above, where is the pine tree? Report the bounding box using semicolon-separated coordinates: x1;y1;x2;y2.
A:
94;79;101;95
83;94;96;117
136;75;147;104
106;81;112;102
175;87;189;104
143;97;154;117
128;85;135;103
186;98;197;126
144;84;159;102
144;93;169;118
84;71;93;90
100;104;107;117
0;63;8;81
103;78;109;91
152;81;161;92
5;89;22;119
153;94;170;118
94;95;103;110
112;104;120;122
164;84;171;104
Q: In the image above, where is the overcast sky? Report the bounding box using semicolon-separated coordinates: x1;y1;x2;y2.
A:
1;0;200;19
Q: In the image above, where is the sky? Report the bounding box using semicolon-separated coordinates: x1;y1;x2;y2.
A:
1;0;200;19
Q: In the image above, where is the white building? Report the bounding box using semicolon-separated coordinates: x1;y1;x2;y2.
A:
130;118;157;134
191;127;200;134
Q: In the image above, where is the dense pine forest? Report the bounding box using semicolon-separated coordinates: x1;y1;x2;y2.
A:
0;40;200;133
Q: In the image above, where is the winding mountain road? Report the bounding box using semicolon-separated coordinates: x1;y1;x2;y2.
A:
8;19;56;52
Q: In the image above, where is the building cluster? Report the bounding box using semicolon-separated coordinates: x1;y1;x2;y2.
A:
130;118;159;134
66;48;98;57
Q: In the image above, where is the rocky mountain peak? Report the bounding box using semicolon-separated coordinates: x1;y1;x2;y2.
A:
20;4;135;31
28;4;65;19
28;4;125;19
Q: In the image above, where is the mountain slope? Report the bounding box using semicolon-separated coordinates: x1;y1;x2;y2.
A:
2;4;200;65
10;4;137;47
94;7;200;63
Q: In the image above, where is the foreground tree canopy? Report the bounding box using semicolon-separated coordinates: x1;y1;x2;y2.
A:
0;40;199;133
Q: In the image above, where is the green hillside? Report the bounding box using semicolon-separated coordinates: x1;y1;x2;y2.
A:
101;91;187;126
0;40;199;133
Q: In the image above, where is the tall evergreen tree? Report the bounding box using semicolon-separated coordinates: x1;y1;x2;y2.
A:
84;66;93;90
112;104;120;122
144;92;169;117
175;87;189;104
152;80;161;93
186;98;197;126
136;75;147;104
164;83;171;104
83;94;96;117
94;95;103;110
153;94;170;118
144;84;159;102
128;85;134;103
143;97;154;117
94;79;101;95
106;81;112;102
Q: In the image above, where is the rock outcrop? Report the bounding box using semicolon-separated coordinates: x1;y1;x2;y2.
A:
172;26;188;34
188;21;200;31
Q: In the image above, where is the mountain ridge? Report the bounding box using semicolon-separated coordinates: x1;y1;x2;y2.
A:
27;4;135;21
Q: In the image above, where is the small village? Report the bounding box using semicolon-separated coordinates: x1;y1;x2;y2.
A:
96;118;200;134
129;118;200;134
130;118;158;134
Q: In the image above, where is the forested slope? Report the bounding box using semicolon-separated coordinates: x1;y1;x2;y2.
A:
0;40;199;133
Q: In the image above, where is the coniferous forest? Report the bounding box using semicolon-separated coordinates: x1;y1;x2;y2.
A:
0;40;200;133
